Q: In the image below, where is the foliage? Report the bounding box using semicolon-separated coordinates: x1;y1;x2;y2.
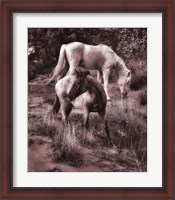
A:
129;59;147;90
28;28;147;80
140;89;147;106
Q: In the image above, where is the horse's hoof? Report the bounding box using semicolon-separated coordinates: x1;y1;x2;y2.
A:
108;142;118;149
112;144;118;149
108;141;113;147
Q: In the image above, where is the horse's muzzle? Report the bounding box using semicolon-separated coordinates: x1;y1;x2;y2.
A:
121;92;128;99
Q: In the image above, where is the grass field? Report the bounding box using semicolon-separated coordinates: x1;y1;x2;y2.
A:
28;59;147;172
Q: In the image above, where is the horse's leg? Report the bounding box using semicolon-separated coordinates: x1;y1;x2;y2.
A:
67;57;80;75
61;100;73;129
62;102;73;122
66;46;82;75
98;110;112;146
102;68;111;101
97;70;103;83
83;107;90;141
52;95;60;115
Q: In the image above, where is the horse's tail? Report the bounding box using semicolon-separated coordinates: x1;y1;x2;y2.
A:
52;95;60;115
47;44;68;84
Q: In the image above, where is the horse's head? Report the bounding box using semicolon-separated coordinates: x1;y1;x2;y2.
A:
68;69;90;100
118;69;131;98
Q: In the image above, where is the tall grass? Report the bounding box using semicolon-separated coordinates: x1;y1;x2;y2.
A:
28;98;147;171
52;122;84;167
106;102;147;171
29;112;84;167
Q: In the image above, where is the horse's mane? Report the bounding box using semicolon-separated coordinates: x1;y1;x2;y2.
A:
117;56;125;67
98;44;115;55
76;70;90;83
68;70;90;101
70;70;107;108
98;44;128;76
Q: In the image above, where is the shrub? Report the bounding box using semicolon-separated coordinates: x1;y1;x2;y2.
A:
130;73;147;90
140;89;147;106
128;59;147;91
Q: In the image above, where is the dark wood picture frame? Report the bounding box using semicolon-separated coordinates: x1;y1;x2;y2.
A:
0;0;174;199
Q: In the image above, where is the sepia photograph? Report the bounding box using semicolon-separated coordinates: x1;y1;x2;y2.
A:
28;28;147;172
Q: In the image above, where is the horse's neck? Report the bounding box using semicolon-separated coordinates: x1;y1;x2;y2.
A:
88;77;106;105
115;55;128;75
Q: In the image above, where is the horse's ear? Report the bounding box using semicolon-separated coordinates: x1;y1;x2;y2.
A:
81;71;90;80
75;68;78;74
75;68;80;76
85;71;90;76
127;71;131;77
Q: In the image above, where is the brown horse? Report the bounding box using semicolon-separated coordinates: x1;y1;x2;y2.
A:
52;69;112;146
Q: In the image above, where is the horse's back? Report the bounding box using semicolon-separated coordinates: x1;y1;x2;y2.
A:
62;41;116;71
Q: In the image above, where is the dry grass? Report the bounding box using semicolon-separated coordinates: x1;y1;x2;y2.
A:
28;99;147;171
52;123;84;167
28;58;147;172
106;101;147;171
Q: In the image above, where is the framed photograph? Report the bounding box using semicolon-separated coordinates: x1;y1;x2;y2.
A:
1;0;174;199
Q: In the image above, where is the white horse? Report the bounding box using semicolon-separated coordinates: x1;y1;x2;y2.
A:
49;42;131;100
